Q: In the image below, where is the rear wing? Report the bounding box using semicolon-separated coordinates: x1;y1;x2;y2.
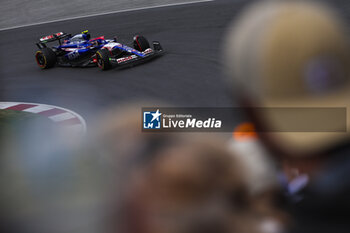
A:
36;32;71;49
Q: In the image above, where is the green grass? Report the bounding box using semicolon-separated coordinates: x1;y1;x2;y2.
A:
0;109;53;140
0;109;41;122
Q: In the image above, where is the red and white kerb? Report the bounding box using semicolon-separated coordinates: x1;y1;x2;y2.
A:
0;102;87;134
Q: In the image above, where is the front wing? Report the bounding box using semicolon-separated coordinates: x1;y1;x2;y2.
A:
109;42;163;67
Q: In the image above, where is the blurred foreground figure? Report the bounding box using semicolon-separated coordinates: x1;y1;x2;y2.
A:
95;105;286;233
0;111;107;233
224;1;350;233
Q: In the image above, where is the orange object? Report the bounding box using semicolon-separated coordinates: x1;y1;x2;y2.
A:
233;122;258;141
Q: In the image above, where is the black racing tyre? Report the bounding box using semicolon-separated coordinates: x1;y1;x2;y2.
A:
133;35;150;51
35;48;56;69
96;49;112;70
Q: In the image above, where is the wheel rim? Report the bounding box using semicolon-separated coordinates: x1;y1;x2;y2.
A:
97;53;104;69
35;52;46;68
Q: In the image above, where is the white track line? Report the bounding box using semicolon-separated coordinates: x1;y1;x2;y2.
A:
0;0;214;32
49;112;76;122
0;102;20;109
24;105;54;113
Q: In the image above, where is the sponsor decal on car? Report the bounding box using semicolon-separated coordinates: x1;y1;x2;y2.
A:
103;42;121;51
116;55;138;64
40;32;64;42
143;48;153;54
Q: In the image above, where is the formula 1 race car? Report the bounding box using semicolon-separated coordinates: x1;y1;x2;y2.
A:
35;30;163;70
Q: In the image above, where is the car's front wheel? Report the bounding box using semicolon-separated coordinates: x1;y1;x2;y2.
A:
96;49;112;70
133;35;150;52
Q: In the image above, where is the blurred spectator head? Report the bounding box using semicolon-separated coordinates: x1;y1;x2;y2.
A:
224;0;350;157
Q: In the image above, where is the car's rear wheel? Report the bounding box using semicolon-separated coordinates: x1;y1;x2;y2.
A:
96;49;112;70
133;35;150;51
35;48;56;69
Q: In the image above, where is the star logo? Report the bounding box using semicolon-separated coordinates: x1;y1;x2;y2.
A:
151;109;162;122
143;109;162;129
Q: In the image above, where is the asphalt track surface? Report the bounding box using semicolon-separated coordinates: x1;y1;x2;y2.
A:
0;0;213;30
0;0;249;122
1;0;349;122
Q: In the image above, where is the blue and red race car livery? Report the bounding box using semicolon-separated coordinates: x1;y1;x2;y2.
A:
35;30;163;70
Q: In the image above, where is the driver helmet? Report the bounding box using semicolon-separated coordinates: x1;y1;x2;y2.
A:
82;30;91;40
